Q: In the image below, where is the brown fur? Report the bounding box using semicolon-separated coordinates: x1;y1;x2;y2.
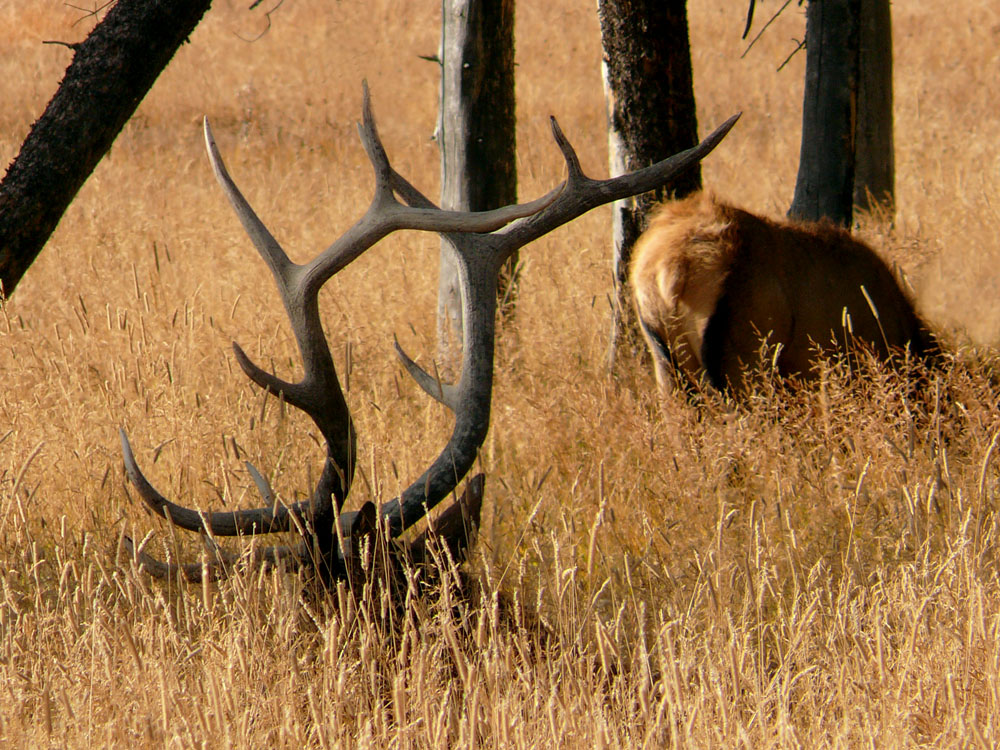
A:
629;191;938;396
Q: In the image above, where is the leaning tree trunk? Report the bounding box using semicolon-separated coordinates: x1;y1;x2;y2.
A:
788;0;861;226
597;0;700;374
0;0;213;298
437;0;517;372
853;0;893;215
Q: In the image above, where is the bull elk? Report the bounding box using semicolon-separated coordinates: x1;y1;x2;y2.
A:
119;84;739;583
630;191;939;396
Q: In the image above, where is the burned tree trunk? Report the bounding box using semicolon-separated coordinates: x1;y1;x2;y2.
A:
854;0;894;215
788;0;861;226
0;0;213;297
597;0;700;373
437;0;517;371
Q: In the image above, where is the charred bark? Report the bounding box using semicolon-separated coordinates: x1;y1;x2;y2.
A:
854;0;894;215
597;0;700;372
788;0;861;226
0;0;212;297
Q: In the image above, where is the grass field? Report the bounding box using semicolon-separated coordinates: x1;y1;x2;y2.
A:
3;0;1000;746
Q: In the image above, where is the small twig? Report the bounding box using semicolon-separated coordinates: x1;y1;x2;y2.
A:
776;38;807;72
65;0;114;26
742;0;794;58
236;0;285;43
42;40;80;51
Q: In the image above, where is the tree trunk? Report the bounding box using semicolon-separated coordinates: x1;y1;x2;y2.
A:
597;0;700;374
0;0;213;298
853;0;893;215
788;0;861;226
437;0;517;372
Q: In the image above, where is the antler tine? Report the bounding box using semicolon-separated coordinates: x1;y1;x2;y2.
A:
204;117;296;284
393;336;460;412
500;112;743;252
123;533;235;582
122;534;308;582
245;460;276;505
231;342;311;412
547;116;586;182
121;429;307;535
357;80;394;204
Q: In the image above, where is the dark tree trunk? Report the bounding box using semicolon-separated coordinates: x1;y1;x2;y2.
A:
0;0;213;298
437;0;517;370
597;0;700;372
854;0;894;215
788;0;861;226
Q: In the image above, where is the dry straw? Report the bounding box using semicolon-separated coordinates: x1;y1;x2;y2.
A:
3;0;1000;746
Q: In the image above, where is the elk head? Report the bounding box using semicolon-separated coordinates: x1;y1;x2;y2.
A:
119;84;738;584
630;191;940;397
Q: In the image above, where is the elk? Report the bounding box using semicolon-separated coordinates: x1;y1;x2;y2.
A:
119;84;739;583
630;191;939;396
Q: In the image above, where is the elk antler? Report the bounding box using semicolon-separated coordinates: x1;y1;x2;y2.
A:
120;82;738;583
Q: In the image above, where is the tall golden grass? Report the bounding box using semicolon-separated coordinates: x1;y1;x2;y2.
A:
3;0;1000;746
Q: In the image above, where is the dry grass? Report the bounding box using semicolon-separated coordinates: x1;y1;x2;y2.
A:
3;0;1000;746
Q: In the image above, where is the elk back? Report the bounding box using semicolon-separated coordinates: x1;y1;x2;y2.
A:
629;191;938;395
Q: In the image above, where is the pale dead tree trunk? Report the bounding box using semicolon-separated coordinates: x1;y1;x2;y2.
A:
437;0;517;373
788;0;861;226
597;0;700;375
853;0;894;216
0;0;213;297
